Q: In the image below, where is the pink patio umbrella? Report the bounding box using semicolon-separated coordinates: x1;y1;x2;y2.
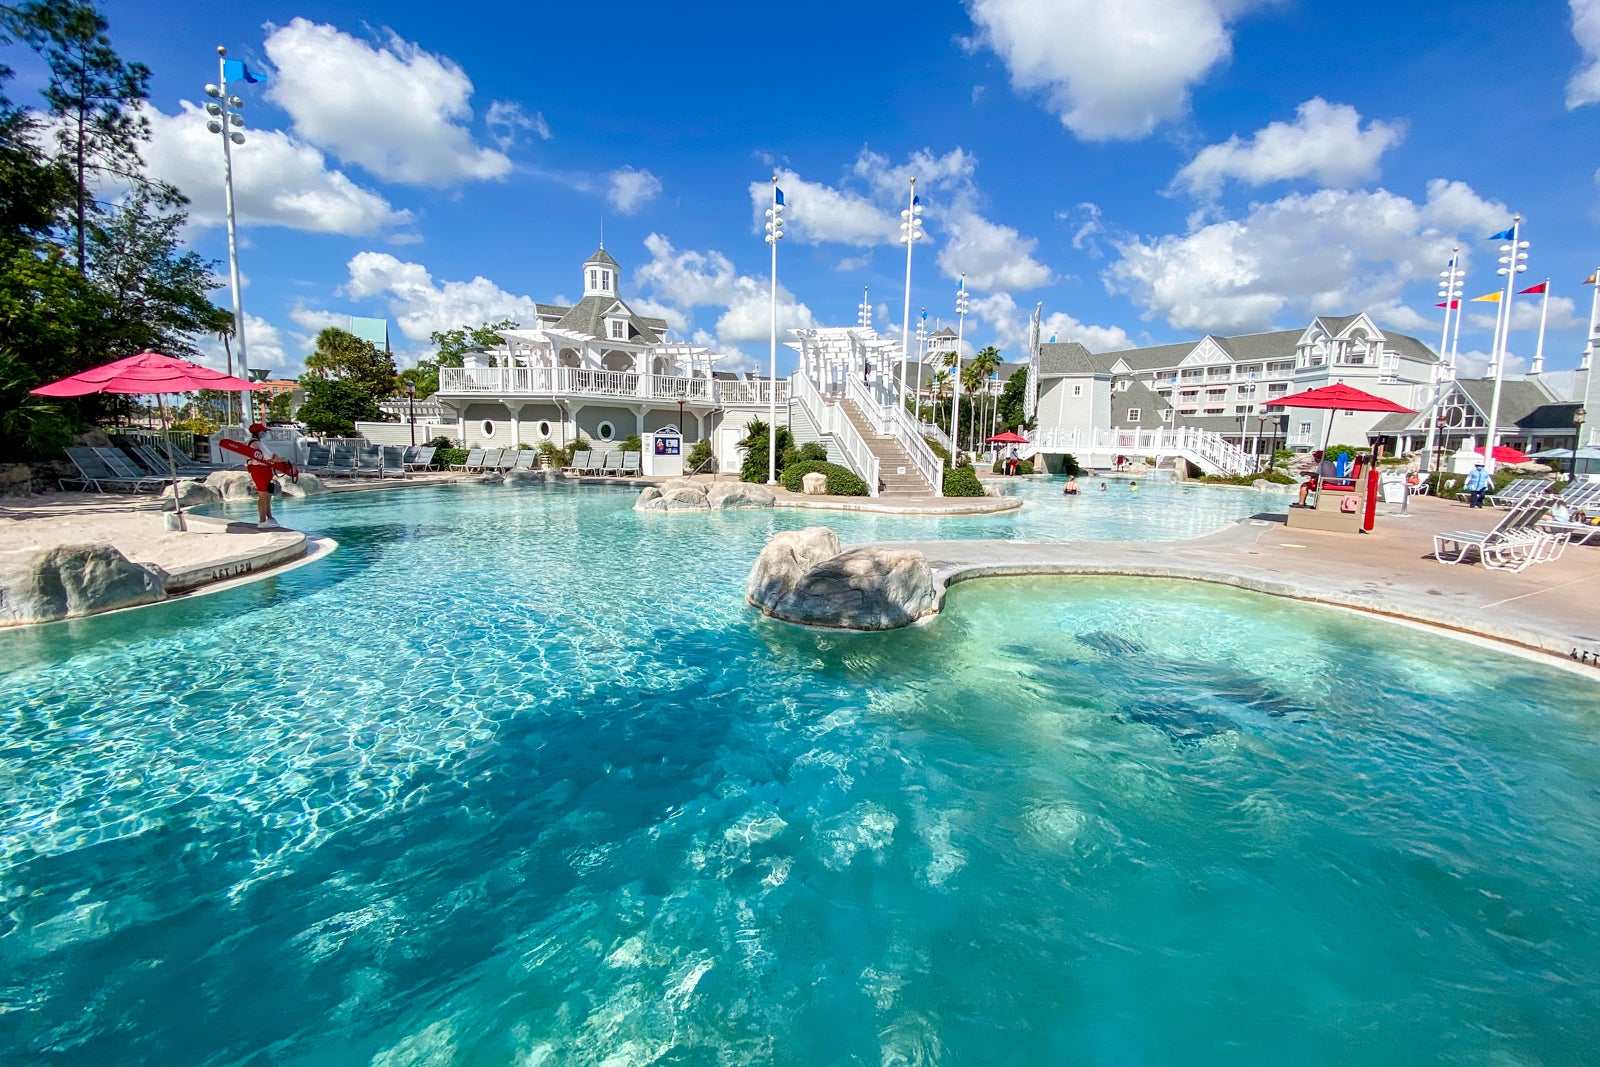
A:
1473;445;1531;464
33;351;264;529
1262;383;1414;457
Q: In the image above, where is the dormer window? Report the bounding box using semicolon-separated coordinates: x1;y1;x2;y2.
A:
609;319;627;341
589;269;600;291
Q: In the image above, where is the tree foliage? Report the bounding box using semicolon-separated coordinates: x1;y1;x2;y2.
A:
296;378;382;437
996;366;1030;432
301;327;397;400
429;318;518;367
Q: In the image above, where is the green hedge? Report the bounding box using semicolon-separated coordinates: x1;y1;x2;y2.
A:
942;465;984;496
991;458;1035;475
780;460;869;496
434;447;468;470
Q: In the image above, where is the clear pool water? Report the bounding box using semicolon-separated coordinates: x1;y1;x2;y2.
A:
3;483;1597;1065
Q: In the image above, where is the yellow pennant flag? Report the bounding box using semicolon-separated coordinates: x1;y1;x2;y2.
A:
1585;273;1597;285
1471;291;1502;302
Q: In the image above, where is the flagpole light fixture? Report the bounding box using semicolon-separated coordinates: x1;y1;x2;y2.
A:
1483;215;1527;474
952;275;969;458
914;308;928;421
764;175;785;485
898;178;924;407
1424;247;1465;472
207;46;254;426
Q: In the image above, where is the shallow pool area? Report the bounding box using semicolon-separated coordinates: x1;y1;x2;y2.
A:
3;482;1597;1064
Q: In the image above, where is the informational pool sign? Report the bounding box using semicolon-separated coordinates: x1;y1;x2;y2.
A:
643;428;684;477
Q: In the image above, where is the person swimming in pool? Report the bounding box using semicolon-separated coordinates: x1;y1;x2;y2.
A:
1064;476;1080;495
1129;481;1138;493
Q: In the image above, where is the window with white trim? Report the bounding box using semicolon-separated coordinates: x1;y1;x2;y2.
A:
1071;384;1083;397
1126;408;1140;422
481;420;496;438
596;420;615;440
609;319;626;340
588;269;599;290
538;421;551;438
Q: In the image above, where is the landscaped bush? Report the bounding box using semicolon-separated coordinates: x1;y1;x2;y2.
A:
1198;470;1296;486
620;433;642;454
923;436;951;465
424;434;456;449
780;460;869;496
780;441;827;470
434;447;468;470
738;419;795;483
942;465;984;497
1058;453;1083;477
537;441;562;467
687;438;714;472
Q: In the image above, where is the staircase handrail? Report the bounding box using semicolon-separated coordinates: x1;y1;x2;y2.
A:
844;373;941;493
791;371;881;496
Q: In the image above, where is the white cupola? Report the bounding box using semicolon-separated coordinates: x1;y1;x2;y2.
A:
583;246;620;298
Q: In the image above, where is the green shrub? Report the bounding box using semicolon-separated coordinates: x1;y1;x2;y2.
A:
780;460;869;496
687;438;714;472
435;447;468;470
1198;470;1295;486
424;434;456;449
991;458;1035;475
1057;453;1083;477
537;441;562;466
923;436;951;465
620;433;642;454
942;465;984;496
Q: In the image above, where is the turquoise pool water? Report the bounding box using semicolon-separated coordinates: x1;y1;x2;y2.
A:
3;483;1597;1065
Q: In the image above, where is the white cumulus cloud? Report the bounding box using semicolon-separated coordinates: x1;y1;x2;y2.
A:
971;292;1133;355
1107;179;1510;334
965;0;1269;140
339;252;546;345
1173;99;1405;197
634;233;816;352
485;101;551;150
195;312;291;375
142;103;411;236
607;166;663;214
263;18;510;187
1569;0;1600;108
749;170;900;246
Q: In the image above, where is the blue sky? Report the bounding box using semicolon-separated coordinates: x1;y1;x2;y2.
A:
21;0;1600;379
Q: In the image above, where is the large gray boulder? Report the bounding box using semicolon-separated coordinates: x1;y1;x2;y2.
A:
160;478;221;511
0;542;166;625
280;471;327;497
634;485;665;510
745;527;840;615
661;484;711;510
204;469;257;501
707;482;775;509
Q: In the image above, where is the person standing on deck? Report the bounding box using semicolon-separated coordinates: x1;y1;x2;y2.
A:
1463;462;1493;509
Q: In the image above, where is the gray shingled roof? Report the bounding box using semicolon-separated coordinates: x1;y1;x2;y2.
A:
585;246;620;269
1095;340;1196;373
553;294;663;345
1456;378;1556;427
1366;411;1420;434
1108;382;1168;429
1212;329;1303;363
1038;341;1100;375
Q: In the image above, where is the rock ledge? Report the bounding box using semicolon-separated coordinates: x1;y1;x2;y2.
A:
745;526;937;630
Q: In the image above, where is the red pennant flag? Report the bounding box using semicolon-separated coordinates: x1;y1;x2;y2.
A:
1518;281;1548;295
1434;300;1460;309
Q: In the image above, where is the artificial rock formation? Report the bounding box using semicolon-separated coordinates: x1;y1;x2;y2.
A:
745;526;937;631
159;479;221;511
635;480;775;511
203;469;257;501
279;472;327;497
0;542;166;625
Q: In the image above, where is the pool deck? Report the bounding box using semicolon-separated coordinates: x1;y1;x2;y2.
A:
874;492;1600;665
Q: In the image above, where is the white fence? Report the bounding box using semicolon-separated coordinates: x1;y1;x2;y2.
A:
845;373;943;493
439;366;784;407
1032;426;1254;476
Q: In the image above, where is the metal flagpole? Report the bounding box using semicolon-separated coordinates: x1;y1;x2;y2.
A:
898;178;922;407
1424;248;1462;472
1528;279;1550;375
1483;215;1527;474
764;176;784;484
211;48;251;426
914;308;927;421
952;275;968;462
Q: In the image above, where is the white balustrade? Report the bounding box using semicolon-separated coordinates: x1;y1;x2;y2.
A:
438;366;782;408
792;370;880;495
1030;426;1255;475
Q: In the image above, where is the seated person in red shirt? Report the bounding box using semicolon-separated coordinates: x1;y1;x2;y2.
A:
1296;450;1339;507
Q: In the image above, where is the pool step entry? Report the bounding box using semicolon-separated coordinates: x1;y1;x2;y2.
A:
838;399;941;496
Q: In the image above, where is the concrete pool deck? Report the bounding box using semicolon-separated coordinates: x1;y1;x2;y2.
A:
871;491;1600;664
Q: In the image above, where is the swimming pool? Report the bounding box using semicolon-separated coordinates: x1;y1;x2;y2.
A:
2;483;1596;1064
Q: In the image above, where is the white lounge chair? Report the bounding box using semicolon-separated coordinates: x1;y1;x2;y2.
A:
1433;500;1554;572
450;448;484;472
618;451;641;477
562;450;592;475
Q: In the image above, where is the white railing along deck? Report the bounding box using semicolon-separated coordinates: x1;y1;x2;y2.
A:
792;371;880;495
1032;426;1254;475
439;366;777;406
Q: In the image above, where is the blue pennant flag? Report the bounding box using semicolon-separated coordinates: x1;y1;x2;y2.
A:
774;186;785;207
957;277;964;292
920;307;927;320
222;58;266;85
1488;226;1514;240
1049;333;1057;343
912;194;921;206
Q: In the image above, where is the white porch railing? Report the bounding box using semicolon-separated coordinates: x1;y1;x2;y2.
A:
439;366;773;406
920;420;952;452
1032;426;1255;476
845;374;943;493
792;370;880;496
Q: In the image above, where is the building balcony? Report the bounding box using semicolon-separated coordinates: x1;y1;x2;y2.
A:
438;366;787;408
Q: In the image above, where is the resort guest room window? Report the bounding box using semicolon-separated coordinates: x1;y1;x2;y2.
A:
1126;408;1140;422
610;320;626;340
1072;384;1083;397
481;420;496;438
597;420;615;440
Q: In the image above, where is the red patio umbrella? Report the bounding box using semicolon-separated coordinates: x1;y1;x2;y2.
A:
33;351;263;529
986;431;1029;444
1473;445;1530;464
1262;383;1414;457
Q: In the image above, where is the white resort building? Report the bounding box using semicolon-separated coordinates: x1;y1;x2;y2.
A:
433;247;784;469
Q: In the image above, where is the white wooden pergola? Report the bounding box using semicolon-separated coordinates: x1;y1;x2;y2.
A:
789;326;902;396
493;328;714;380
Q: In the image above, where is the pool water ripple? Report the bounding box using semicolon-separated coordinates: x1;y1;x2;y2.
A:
1;481;1598;1064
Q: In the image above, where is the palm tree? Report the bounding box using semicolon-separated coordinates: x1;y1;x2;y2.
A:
965;347;1000;452
928;368;952;436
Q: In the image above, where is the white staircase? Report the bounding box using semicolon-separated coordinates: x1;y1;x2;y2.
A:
1032;427;1256;476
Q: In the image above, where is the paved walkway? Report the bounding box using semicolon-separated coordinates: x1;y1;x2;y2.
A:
875;492;1600;664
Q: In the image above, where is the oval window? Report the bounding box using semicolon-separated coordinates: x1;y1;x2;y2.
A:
538;421;551;438
481;420;496;438
597;420;615;441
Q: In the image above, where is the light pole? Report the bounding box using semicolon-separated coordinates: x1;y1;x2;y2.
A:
1483;216;1527;474
206;48;252;426
407;384;416;446
898;178;924;407
914;308;927;421
764;176;784;485
952;274;969;462
1574;407;1588;484
1424;247;1464;473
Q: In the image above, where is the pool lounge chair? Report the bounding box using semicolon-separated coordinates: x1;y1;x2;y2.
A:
496;449;522;472
450;448;484;472
618;451;641;477
510;450;539;472
1433;500;1554;572
562;450;592;475
131;442;218;477
403;446;436;471
60;447;145;493
377;445;409;478
91;447;173;493
1486;477;1549;509
473;448;504;473
324;446;360;478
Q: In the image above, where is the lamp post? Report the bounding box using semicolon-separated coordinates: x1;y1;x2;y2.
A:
1483;215;1528;474
206;48;252;426
1424;247;1464;473
914;308;927;422
407;384;416;446
764;175;784;485
952;275;969;462
1574;407;1588;484
898;177;924;407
